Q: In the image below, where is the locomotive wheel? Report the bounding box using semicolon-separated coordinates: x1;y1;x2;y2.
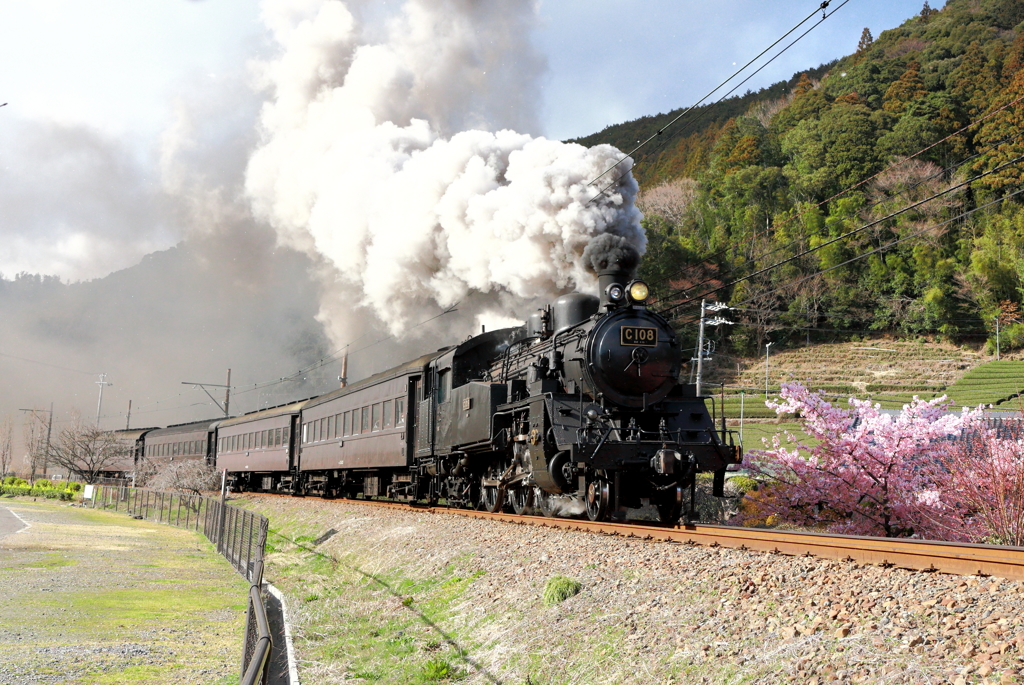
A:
481;485;504;513
585;476;611;522
508;486;534;516
657;485;684;524
537;488;558;518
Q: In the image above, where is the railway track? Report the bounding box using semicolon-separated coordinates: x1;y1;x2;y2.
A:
300;496;1024;581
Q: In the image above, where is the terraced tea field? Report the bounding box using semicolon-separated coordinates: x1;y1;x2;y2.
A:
701;341;1024;418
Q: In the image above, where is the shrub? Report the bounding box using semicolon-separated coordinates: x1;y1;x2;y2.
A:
420;658;459;681
66;481;83;492
3;477;28;487
542;575;582;606
34;479;52;489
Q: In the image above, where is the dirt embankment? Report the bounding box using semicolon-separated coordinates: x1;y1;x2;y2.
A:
247;494;1024;685
0;498;249;685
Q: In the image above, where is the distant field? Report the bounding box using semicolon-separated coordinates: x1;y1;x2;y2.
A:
703;342;1024;416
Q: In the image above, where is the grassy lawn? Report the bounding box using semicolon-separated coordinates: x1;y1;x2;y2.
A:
0;498;249;684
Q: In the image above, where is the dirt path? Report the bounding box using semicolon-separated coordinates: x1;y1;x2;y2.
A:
0;497;249;684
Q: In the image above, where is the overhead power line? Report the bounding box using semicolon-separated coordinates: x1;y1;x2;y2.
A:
588;0;851;201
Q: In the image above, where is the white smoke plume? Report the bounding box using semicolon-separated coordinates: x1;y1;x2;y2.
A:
246;0;646;347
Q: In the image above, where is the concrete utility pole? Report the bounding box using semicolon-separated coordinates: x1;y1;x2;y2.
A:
694;301;732;397
125;400;132;430
95;374;112;427
765;342;774;399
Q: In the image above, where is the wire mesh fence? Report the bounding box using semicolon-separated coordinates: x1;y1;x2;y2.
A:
89;485;273;684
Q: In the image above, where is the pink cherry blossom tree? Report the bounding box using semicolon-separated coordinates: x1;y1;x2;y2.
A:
741;382;987;539
915;426;1024;545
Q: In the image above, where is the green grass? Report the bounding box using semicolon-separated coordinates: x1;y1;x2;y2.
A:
0;500;249;683
542;575;582;606
262;518;490;685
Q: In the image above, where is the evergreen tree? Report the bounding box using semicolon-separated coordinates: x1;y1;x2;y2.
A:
857;28;874;54
883;60;928;114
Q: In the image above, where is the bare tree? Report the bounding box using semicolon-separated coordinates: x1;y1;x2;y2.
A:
149;459;220;496
47;418;134;484
0;417;12;478
21;412;48;481
636;178;699;226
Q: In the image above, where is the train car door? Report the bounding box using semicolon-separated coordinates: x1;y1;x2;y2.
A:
416;369;435;458
407;377;420;462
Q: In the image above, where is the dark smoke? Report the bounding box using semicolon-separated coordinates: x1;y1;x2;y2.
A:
582;232;641;275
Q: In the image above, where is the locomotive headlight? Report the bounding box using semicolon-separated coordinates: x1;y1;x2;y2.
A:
627;280;650;303
607;284;625;302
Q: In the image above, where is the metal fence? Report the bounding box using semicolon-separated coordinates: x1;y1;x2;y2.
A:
89;486;273;684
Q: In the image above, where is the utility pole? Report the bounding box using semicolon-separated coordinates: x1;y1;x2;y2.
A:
995;316;1001;361
95;374;112;427
765;342;774;399
694;300;732;397
224;369;231;418
125;400;132;430
181;368;232;418
339;354;348;389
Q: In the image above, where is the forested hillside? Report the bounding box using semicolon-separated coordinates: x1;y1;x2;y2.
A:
582;0;1024;357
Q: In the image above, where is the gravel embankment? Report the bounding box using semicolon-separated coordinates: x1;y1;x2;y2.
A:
0;498;249;684
248;494;1024;685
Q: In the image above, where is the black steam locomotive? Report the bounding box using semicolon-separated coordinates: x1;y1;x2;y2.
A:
130;261;740;523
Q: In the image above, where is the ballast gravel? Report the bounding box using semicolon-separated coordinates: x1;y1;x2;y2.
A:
248;494;1024;685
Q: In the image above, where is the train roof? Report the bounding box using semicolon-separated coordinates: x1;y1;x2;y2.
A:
302;351;442;410
213;398;312;429
108;428;159;442
145;418;222;438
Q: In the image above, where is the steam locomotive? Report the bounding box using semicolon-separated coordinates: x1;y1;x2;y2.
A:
124;261;740;523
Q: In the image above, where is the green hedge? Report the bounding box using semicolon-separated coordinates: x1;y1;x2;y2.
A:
0;484;75;501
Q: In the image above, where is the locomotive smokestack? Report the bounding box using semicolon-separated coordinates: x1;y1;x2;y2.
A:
584;234;640;308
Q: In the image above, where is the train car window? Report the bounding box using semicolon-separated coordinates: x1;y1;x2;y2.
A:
283;426;290;445
343;411;350;436
319;417;327;441
372;404;382;432
302;423;308;444
262;430;268;447
396;398;406;427
351;410;359;435
437;370;450;403
361;407;370;434
327;415;335;439
272;427;279;446
383;400;393;428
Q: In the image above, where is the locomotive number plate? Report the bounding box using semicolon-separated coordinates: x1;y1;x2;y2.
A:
620;326;658;347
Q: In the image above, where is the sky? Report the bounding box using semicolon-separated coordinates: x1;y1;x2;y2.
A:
0;0;925;282
0;0;937;445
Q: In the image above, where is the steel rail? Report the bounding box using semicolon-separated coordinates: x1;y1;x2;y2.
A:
293;496;1024;581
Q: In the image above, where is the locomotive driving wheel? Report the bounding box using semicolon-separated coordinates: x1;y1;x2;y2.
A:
585;472;611;522
507;485;534;515
537;488;558;518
